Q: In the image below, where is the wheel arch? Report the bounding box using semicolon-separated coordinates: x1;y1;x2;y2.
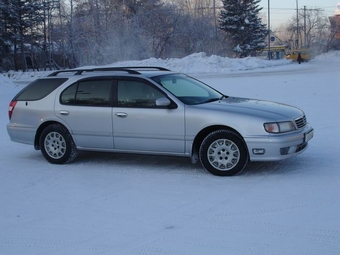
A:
34;121;70;150
191;125;249;161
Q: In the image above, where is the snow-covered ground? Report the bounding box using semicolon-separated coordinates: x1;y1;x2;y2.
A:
1;52;339;254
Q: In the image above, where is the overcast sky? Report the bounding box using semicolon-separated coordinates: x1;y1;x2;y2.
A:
258;0;339;27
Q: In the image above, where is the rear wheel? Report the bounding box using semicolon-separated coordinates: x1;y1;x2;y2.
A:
199;130;248;176
40;124;77;164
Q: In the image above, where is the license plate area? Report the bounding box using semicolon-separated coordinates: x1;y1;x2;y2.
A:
304;129;314;143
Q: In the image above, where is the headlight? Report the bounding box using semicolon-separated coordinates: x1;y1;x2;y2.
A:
264;121;296;133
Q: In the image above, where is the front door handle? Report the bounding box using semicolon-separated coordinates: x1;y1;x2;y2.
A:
116;112;128;118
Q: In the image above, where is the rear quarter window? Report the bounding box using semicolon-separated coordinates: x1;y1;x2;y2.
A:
14;78;68;101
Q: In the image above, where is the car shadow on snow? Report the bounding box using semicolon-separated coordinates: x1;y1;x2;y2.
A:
18;150;315;177
72;151;313;177
72;151;206;175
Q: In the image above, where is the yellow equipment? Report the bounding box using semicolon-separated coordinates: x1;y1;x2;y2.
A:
285;49;312;62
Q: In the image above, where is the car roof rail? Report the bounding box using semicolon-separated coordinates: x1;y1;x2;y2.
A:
48;66;171;77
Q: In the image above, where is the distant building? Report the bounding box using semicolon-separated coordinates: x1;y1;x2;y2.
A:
329;3;340;39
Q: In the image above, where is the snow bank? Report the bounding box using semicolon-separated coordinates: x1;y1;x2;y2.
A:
111;52;291;73
1;53;292;84
0;73;19;93
1;51;339;85
315;50;340;62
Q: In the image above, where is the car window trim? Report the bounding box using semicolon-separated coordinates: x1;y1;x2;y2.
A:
59;77;115;107
112;76;177;109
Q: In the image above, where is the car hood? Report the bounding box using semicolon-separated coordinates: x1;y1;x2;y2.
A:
198;96;304;121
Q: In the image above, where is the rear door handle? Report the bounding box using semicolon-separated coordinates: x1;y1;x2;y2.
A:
59;110;69;116
116;112;128;118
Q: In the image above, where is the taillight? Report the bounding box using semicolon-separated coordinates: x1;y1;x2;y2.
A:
8;101;17;120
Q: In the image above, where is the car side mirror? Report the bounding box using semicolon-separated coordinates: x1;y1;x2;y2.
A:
156;97;171;106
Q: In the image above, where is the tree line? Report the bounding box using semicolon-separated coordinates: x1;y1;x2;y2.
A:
0;0;338;71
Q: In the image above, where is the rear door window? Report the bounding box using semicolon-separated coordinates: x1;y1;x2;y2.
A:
14;78;68;101
60;79;113;106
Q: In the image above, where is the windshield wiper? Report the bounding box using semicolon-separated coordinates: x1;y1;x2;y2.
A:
200;97;220;104
199;95;227;104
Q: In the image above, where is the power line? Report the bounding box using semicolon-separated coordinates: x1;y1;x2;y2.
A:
262;7;325;11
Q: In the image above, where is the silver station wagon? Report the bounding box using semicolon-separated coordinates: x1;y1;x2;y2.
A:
7;67;314;176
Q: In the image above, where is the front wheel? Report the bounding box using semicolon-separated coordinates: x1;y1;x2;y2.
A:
199;130;249;176
39;124;78;164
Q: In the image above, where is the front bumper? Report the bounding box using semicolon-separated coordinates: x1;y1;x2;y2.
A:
245;123;314;162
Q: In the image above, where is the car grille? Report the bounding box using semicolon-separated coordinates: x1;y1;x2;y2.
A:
295;115;307;129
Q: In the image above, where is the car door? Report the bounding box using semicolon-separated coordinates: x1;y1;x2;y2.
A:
55;78;114;149
113;78;185;154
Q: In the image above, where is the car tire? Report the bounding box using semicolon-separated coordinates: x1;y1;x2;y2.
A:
40;124;78;164
199;130;249;176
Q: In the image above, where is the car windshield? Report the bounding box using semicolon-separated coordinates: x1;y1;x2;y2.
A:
152;74;224;105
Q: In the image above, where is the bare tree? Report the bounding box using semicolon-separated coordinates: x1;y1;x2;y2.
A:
327;14;340;51
0;0;236;69
285;8;330;53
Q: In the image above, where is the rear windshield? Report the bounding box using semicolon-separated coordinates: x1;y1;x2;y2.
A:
14;78;68;101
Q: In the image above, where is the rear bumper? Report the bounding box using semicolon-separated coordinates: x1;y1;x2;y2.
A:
7;123;36;145
245;124;313;161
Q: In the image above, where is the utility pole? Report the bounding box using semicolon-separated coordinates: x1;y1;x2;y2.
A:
268;0;271;59
304;6;307;47
213;0;217;38
296;0;299;49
